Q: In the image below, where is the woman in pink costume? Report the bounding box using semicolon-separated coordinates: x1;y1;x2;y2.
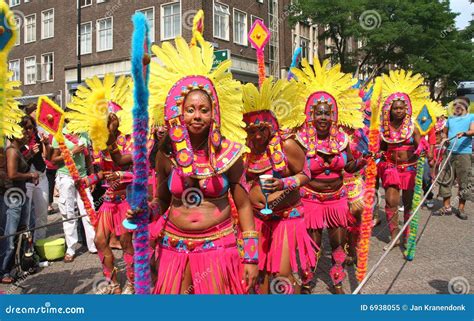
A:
143;36;258;294
242;78;318;294
292;58;365;294
376;70;427;247
66;74;136;294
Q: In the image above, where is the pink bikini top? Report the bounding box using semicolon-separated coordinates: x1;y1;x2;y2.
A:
168;148;230;199
309;151;347;180
168;168;229;199
386;136;415;153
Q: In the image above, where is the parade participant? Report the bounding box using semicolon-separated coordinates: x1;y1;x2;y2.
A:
292;58;365;294
342;126;368;265
66;74;136;294
242;77;317;294
377;70;428;246
0;116;37;284
23;114;51;242
423;101;446;209
437;97;474;219
377;71;428;245
143;34;258;294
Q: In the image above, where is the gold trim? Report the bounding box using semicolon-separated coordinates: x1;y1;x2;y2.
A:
162;225;235;242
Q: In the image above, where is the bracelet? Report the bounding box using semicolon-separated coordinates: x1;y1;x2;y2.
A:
239;231;259;265
282;176;300;190
241;236;259;264
242;230;259;238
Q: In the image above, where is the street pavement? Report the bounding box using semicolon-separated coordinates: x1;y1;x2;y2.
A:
1;186;472;295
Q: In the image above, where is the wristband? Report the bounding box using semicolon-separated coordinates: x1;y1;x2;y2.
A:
239;231;259;265
281;176;300;190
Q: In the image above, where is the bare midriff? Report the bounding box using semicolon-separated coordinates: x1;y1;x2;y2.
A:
307;176;343;193
168;197;230;231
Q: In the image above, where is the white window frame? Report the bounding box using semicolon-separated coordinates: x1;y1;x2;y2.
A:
160;1;181;41
24;56;36;85
251;15;263;26
9;0;20;7
96;17;113;52
78;0;92;8
136;7;155;43
14;17;20;46
213;1;230;41
24;14;36;44
233;9;248;46
41;52;54;82
9;59;20;82
41;8;55;40
78;21;93;55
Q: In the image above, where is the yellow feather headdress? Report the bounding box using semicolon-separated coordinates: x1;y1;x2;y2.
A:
0;1;23;146
291;57;363;129
148;35;246;176
0;72;23;142
242;77;305;131
379;69;429;142
66;73;133;151
148;37;245;144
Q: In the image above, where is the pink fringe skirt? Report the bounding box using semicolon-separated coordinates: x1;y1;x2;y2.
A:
254;204;318;276
151;218;245;294
97;195;130;236
378;161;416;190
301;186;353;229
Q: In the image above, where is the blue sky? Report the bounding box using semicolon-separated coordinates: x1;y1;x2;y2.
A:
450;0;473;29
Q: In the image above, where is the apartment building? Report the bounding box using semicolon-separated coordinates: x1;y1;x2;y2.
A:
8;0;293;107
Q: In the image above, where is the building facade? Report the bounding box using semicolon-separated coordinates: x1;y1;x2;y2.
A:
8;0;293;107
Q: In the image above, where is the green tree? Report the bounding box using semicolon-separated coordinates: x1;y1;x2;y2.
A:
288;0;474;98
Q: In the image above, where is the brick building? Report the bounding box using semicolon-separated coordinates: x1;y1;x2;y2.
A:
7;0;293;108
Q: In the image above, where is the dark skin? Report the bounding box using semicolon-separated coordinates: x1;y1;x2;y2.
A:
7;121;39;185
81;114;135;292
130;90;258;293
305;103;364;294
246;124;309;294
380;100;421;245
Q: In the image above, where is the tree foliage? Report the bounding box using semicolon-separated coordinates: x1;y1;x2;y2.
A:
288;0;474;99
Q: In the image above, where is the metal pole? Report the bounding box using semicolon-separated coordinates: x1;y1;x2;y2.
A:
352;138;458;294
77;1;82;87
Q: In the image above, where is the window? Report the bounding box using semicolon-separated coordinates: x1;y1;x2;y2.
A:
24;56;36;85
9;0;20;7
14;17;20;45
97;17;113;52
9;60;20;82
300;37;309;59
79;22;92;54
214;2;230;40
97;0;106;3
80;0;92;7
251;15;262;26
233;9;247;46
137;7;155;42
161;2;180;40
41;9;54;39
41;53;54;82
25;14;36;43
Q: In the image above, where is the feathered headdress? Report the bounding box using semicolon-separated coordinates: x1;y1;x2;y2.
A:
148;36;245;176
0;72;23;142
0;1;23;146
242;77;305;132
242;77;305;172
291;57;363;155
379;70;429;143
66;73;133;151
